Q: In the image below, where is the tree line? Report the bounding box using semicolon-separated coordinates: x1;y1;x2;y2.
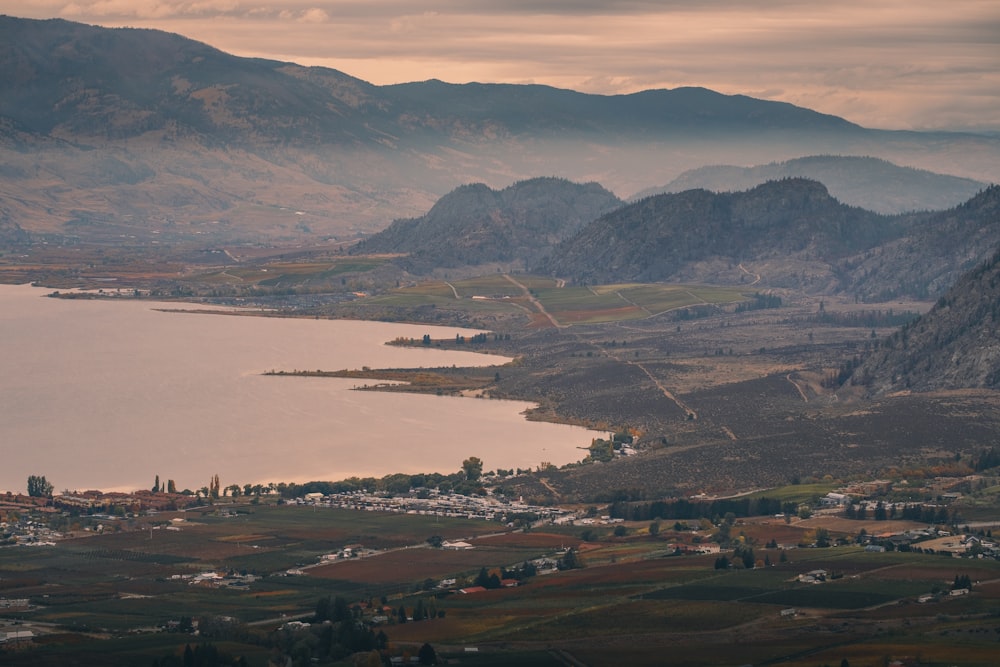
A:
609;496;799;522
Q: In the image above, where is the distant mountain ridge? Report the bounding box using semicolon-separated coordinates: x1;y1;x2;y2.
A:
632;156;987;214
535;180;1000;299
353;178;622;272
2;15;1000;243
539;179;892;289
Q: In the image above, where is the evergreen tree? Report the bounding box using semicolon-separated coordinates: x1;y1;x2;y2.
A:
418;642;438;665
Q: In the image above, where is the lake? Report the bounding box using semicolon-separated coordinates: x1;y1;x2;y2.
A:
0;284;595;494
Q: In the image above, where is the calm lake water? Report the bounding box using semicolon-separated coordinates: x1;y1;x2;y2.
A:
0;283;594;494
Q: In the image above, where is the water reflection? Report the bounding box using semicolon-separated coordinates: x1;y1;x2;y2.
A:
0;284;592;493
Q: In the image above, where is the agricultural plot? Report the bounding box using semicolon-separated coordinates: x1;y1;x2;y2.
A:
0;505;507;632
196;258;389;287
4;504;1000;666
448;275;528;298
591;283;746;317
357;276;756;326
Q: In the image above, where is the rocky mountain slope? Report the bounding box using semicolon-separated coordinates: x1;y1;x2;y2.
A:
633;156;987;214
847;185;1000;300
853;242;1000;393
536;180;1000;299
352;178;621;272
538;179;895;290
2;15;1000;245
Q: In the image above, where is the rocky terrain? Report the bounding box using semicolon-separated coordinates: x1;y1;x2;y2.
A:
536;180;1000;300
854;245;1000;394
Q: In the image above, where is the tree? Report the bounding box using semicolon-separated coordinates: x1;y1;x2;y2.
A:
153;474;160;493
558;547;583;570
648;520;660;537
462;456;483;482
418;642;438;665
27;475;53;498
167;479;177;494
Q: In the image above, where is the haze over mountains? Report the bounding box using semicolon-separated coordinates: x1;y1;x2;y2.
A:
633;156;987;215
352;178;622;273
2;15;1000;245
4;15;1000;395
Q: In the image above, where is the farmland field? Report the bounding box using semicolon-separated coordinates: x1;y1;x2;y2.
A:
3;501;1000;666
361;276;755;325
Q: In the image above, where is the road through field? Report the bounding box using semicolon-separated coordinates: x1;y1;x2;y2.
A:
503;274;562;328
628;360;699;420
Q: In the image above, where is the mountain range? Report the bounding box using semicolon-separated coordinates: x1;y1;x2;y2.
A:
632;156;987;215
2;15;1000;244
537;180;1000;300
350;173;999;307
352;178;622;272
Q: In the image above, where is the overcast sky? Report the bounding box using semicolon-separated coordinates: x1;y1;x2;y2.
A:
10;1;1000;131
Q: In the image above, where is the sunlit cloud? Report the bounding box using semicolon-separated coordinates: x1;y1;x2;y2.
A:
5;0;999;130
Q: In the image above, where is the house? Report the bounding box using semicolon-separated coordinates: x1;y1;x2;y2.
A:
0;630;35;644
442;540;474;550
820;492;850;507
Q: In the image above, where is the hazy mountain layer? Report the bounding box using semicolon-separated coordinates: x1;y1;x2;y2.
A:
633;156;987;214
2;16;1000;243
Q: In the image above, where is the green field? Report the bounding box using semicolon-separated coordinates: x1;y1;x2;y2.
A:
365;276;753;325
195;258;390;287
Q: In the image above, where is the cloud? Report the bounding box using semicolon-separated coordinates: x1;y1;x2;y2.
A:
297;8;329;23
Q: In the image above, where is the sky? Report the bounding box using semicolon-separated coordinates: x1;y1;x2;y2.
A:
9;1;1000;131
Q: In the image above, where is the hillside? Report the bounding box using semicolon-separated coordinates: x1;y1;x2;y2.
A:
352;178;622;272
2;16;1000;245
847;185;1000;300
632;156;987;214
853;242;1000;394
538;179;897;290
538;181;1000;299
